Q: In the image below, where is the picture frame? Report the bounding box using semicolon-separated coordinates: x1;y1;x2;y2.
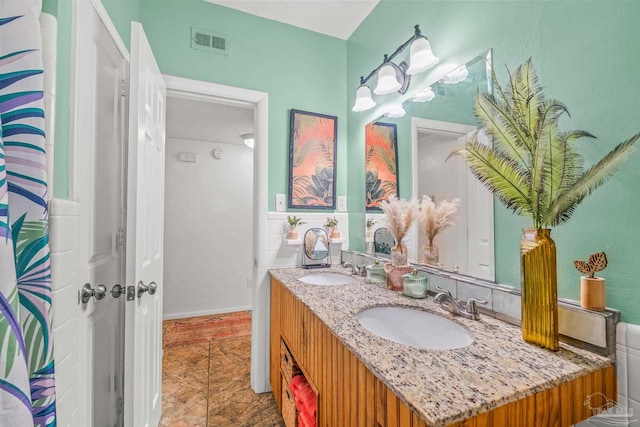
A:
288;109;338;209
365;121;398;211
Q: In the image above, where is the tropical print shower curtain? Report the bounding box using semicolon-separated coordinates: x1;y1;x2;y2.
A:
0;0;57;426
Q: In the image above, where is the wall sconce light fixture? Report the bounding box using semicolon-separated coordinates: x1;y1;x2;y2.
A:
352;25;438;112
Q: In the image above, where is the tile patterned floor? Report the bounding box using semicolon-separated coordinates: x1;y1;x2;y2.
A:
161;312;284;427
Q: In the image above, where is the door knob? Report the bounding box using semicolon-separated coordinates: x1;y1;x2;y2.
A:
110;284;126;298
81;283;107;304
137;281;158;299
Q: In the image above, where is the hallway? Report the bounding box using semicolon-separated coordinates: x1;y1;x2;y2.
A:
161;312;284;426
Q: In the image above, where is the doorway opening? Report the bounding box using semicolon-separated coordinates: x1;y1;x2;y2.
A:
411;117;495;280
163;93;255;319
160;77;273;424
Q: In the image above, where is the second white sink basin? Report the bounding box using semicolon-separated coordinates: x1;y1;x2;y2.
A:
297;273;355;286
357;306;474;350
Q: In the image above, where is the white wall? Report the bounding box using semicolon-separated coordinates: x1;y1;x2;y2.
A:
163;137;253;319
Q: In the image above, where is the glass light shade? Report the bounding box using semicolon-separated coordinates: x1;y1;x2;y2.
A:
374;64;402;95
442;65;468;84
241;133;254;149
352;84;376;112
383;103;405;118
406;37;439;75
413;86;435;102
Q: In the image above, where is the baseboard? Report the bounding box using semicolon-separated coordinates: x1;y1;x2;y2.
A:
163;305;253;320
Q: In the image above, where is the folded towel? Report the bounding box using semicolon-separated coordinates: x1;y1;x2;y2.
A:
289;374;305;394
299;407;315;427
297;384;317;413
289;374;317;427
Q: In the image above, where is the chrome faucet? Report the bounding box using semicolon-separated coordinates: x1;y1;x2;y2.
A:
343;261;366;276
433;287;487;321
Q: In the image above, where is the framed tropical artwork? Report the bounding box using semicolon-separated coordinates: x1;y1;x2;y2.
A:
288;109;338;209
365;122;398;211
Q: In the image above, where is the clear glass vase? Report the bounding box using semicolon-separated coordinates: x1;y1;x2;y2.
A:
390;242;408;267
520;228;559;351
422;241;439;265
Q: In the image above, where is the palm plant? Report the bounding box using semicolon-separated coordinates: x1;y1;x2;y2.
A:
450;59;639;228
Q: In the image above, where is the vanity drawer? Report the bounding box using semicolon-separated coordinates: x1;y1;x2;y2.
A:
280;339;301;381
281;374;298;427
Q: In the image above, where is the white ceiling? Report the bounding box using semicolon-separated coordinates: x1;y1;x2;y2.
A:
166;96;254;146
204;0;379;40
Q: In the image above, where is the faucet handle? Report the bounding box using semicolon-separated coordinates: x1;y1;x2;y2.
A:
465;298;487;312
464;298;487;320
435;286;453;297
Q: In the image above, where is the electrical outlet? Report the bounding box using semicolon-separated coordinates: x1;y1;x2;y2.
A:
337;196;347;212
275;194;286;212
246;279;253;288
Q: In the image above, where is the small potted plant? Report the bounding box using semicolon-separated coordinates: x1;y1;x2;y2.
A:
365;218;377;238
325;216;340;238
286;215;306;240
574;252;608;311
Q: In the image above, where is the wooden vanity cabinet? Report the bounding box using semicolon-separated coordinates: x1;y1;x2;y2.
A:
269;276;617;427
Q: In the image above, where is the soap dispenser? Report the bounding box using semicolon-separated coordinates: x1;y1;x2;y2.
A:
402;269;428;298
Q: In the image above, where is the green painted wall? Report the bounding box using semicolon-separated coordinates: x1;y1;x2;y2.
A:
137;0;348;211
44;0;138;198
102;0;139;50
347;1;640;324
42;0;72;198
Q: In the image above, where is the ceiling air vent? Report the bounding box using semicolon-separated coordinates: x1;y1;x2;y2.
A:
191;27;230;55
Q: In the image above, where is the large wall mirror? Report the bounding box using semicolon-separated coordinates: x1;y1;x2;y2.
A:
364;50;496;281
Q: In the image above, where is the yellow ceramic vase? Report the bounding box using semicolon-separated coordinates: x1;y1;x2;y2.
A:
520;228;559;351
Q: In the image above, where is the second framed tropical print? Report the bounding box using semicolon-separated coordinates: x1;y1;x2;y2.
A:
365;121;398;211
288;109;337;209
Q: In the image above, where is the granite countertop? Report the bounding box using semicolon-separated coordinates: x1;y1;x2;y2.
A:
269;266;613;426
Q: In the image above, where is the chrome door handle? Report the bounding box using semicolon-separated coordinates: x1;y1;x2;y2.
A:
81;283;107;304
137;281;158;299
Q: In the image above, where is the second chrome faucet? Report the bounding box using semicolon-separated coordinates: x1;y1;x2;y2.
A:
433;287;487;321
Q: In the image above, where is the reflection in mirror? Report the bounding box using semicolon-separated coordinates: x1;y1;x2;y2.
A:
364;50;495;281
373;227;394;258
303;228;330;268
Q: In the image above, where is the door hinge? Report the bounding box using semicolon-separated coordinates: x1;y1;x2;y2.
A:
120;79;127;97
117;396;124;416
117;228;125;250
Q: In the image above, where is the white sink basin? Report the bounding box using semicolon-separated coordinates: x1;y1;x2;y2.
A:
297;273;355;286
357;306;474;350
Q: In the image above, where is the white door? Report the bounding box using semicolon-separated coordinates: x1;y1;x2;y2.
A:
465;131;495;281
75;2;127;426
123;22;166;427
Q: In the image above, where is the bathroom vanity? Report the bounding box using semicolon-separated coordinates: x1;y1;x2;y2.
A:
269;267;616;427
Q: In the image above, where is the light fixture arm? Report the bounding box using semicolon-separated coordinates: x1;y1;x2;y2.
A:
359;25;427;86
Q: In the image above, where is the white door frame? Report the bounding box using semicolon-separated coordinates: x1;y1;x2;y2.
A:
410;117;495;280
69;1;130;426
162;75;270;393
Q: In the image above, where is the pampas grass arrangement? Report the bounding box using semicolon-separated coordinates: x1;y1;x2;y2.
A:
418;196;460;265
419;196;460;244
379;195;417;267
